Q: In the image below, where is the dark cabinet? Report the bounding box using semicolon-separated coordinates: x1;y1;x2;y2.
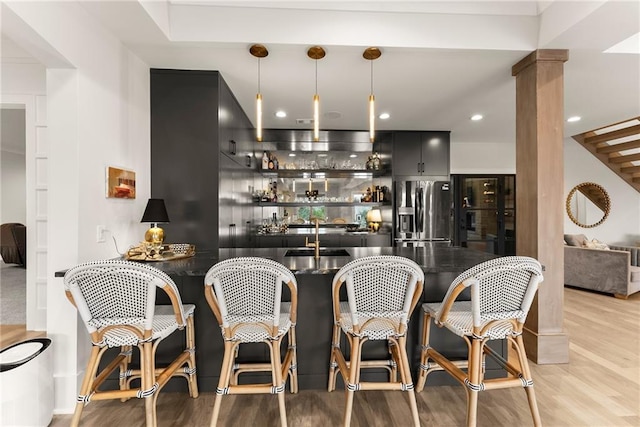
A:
257;235;307;248
256;233;390;248
219;78;255;169
339;233;391;247
151;69;258;251
151;70;221;250
392;131;450;177
452;174;515;256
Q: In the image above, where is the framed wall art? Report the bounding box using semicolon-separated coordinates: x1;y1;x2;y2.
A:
106;166;136;199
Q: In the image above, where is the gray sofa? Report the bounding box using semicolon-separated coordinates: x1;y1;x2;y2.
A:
564;234;640;298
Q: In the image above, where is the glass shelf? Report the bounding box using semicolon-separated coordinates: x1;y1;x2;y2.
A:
256;201;390;207
259;168;388;178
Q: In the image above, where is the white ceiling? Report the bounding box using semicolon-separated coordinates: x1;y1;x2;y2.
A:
4;1;640;145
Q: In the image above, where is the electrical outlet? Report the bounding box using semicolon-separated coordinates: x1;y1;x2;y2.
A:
96;225;107;243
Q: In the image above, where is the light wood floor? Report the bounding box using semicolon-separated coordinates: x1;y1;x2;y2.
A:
3;287;638;426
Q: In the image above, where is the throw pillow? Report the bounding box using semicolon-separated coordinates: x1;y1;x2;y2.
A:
564;234;588;247
583;239;610;250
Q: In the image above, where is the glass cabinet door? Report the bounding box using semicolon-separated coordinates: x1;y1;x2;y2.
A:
454;175;515;256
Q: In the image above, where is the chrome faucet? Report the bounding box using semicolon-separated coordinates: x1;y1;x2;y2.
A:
305;217;320;259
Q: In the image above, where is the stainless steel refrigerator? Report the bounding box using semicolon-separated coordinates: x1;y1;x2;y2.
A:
394;180;451;246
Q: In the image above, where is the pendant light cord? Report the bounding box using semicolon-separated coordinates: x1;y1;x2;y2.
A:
257;58;261;93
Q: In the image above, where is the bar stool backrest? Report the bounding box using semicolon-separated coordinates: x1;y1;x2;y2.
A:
204;257;298;329
440;256;543;327
332;255;425;328
63;259;186;334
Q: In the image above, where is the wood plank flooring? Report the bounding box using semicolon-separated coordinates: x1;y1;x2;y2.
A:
4;287;638;426
0;324;45;349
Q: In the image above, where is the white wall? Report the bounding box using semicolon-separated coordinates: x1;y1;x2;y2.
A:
451;141;516;174
564;138;640;245
452;138;640;246
3;1;150;413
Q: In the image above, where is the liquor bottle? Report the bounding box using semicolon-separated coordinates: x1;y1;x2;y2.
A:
372;152;381;170
268;154;275;170
262;152;269;170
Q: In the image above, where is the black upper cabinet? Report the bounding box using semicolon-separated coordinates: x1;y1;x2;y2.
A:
151;69;257;251
219;78;255;169
151;69;220;250
392;131;450;178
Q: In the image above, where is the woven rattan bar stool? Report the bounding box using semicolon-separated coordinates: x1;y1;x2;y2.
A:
63;259;198;427
327;255;424;427
204;257;298;427
415;256;543;427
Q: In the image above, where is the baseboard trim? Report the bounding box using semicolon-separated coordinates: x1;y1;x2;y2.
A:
53;371;82;414
523;327;570;364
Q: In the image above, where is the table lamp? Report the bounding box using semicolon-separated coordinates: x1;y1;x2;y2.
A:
141;198;170;244
367;208;382;232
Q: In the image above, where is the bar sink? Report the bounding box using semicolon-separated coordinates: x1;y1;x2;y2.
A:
284;248;351;257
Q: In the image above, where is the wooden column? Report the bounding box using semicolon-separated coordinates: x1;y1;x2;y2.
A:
512;50;570;364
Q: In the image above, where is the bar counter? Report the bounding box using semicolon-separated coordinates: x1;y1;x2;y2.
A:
59;245;502;391
141;244;496;276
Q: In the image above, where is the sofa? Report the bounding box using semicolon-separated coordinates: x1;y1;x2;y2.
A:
564;234;640;299
0;223;26;267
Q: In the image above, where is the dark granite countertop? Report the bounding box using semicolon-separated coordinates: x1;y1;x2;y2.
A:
56;245;497;277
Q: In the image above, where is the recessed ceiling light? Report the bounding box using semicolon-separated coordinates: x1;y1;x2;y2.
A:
275;111;287;118
324;111;342;120
379;113;390;120
349;154;358;158
289;153;296;157
471;114;483;121
317;153;328;157
567;116;581;123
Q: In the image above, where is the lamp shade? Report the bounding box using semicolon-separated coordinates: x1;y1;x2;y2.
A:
141;198;170;224
367;209;382;223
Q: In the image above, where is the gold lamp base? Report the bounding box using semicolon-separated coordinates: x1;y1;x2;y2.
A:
144;225;165;245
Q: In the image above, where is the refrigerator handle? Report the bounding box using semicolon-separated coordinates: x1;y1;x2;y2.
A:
416;187;423;233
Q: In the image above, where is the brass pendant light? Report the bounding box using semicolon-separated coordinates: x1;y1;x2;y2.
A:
250;44;268;142
307;46;326;142
363;47;381;143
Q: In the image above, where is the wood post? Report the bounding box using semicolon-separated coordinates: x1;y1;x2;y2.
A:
512;49;570;364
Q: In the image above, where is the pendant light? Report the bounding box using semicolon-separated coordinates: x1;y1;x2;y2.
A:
250;44;268;142
307;46;326;142
363;47;381;143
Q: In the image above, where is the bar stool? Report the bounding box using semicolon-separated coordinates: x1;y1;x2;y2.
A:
415;256;543;427
327;255;424;427
63;259;198;427
204;257;298;427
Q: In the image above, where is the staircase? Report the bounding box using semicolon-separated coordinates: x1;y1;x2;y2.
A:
571;117;640;193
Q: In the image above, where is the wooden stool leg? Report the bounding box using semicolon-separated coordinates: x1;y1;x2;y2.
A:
289;326;299;394
269;338;287;427
343;336;361;427
514;335;542;426
465;338;483;427
118;345;131;401
70;345;102;427
211;341;235;427
328;323;341;392
186;315;199;398
396;336;420;427
416;310;430;392
141;342;157;427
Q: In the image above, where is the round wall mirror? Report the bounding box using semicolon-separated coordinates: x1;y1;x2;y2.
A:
566;182;610;228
